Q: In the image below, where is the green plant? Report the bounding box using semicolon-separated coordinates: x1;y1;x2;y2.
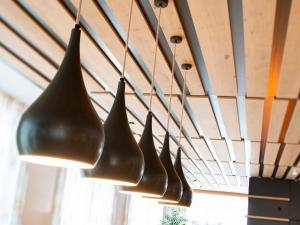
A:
161;208;187;225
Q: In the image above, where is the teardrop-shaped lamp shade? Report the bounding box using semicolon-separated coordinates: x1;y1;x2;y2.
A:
161;148;192;207
120;112;168;197
16;25;105;169
82;78;144;186
146;132;182;203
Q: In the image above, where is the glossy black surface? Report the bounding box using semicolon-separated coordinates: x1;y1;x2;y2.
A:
121;112;168;196
16;25;105;167
82;79;145;185
173;148;192;206
155;132;182;202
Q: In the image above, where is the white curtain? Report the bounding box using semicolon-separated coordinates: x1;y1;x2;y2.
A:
57;169;116;225
127;196;164;225
0;92;25;225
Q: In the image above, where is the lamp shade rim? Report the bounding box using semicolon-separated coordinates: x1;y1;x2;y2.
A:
19;155;95;169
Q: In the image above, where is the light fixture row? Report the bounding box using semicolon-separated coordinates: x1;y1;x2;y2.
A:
16;0;192;208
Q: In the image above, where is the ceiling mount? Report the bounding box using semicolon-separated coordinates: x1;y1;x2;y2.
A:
154;0;168;8
170;36;182;44
181;63;192;70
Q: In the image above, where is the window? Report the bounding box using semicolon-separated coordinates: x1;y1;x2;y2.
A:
0;92;25;225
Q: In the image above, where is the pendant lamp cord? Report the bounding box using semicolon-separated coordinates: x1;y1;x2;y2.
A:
178;69;187;145
75;0;83;25
121;0;134;78
166;43;177;132
149;7;162;111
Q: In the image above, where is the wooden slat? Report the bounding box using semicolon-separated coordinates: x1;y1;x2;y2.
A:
240;176;248;187
207;161;222;175
105;0;181;94
279;144;300;166
70;0;151;92
227;175;238;186
179;138;199;160
232;140;245;163
187;0;237;96
243;0;276;97
214;175;226;184
263;142;280;164
210;139;230;161
0;46;48;88
277;0;300;98
195;160;210;174
0;23;56;79
218;97;241;139
144;95;179;136
23;0;133;93
246;98;264;141
263;164;275;177
182;159;200;173
151;0;204;95
286;169;299;180
125;94;165;135
192;138;214;160
275;166;288;179
171;96;198;137
187;96;221;138
250;164;260;177
0;2;102;93
91;102;108;121
234;162;246;176
222;162;233;175
285;101;300;143
91;92;114;111
267;99;288;142
250;141;260;164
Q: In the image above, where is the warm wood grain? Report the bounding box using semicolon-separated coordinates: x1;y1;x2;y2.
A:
250;163;260;177
250;141;260;164
285;101;300;143
267;99;288;142
70;0;151;92
243;0;276;97
187;0;237;96
263;164;275;177
23;0;133;93
192;138;214;160
171;96;198;137
279;144;300;166
263;142;280;164
187;96;221;138
105;0;181;94
218;97;241;140
144;95;180;137
277;0;300;98
232;141;245;163
150;0;205;95
210;139;231;162
0;46;48;89
275;166;288;179
246;98;264;141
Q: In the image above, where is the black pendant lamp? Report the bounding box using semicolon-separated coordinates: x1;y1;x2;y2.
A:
16;0;104;168
146;35;184;203
119;0;168;198
164;148;192;208
82;0;144;186
161;63;193;208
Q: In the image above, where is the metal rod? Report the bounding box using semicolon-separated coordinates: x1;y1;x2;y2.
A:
178;69;187;145
166;44;177;131
75;0;83;24
149;7;162;111
121;0;134;78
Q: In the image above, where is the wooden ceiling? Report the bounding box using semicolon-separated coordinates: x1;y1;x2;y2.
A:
1;0;300;193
